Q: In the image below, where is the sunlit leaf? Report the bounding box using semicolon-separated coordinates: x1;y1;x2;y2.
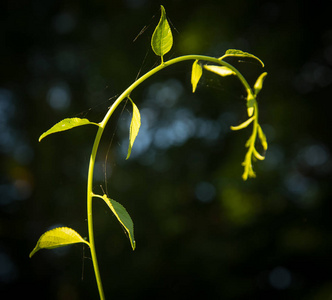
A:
126;97;141;160
241;151;256;181
191;60;203;93
254;72;268;95
219;49;264;67
257;124;268;150
253;147;265;160
245;135;254;148
246;94;256;117
29;227;89;258
101;195;136;250
39;118;99;142
204;65;235;77
230;116;255;131
151;5;173;60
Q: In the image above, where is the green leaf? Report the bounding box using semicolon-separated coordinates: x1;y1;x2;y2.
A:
246;94;256;117
101;195;136;250
151;5;173;61
241;151;256;180
245;135;254;148
29;227;89;258
191;60;203;93
253;147;265;160
257;124;268;151
126;97;141;160
204;65;235;77
39;118;99;142
254;72;268;95
230;116;255;131
219;49;264;67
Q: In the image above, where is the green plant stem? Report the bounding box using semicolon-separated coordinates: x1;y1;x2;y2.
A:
87;127;105;300
86;54;252;300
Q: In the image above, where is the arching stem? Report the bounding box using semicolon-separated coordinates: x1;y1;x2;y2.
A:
86;54;252;299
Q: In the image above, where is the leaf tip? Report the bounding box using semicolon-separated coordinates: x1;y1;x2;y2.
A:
247;107;254;117
126;151;131;160
29;249;36;258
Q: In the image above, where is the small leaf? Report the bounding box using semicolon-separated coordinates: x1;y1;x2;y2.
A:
253;147;265;160
29;227;89;258
126;97;141;160
101;195;136;250
204;65;235;77
241;151;256;181
245;135;254;148
247;107;254;117
257;124;268;151
246;94;256;117
219;49;264;67
230;116;255;131
191;60;203;93
39;118;99;142
151;5;173;61
254;72;268;96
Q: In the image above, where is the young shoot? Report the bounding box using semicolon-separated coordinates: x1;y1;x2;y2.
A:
30;6;268;299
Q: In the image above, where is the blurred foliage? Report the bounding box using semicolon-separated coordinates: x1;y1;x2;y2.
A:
1;0;332;299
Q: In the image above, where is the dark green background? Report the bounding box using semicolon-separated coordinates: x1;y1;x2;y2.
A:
1;0;332;299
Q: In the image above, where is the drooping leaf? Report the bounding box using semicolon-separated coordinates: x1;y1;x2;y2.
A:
204;65;235;77
257;124;268;151
39;118;99;142
101;195;136;250
191;60;203;93
254;72;268;95
219;49;264;67
253;147;265;160
230;116;255;131
126;97;141;160
246;94;256;117
151;5;173;60
29;227;89;258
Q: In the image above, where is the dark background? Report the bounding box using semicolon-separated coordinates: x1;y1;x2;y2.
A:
1;0;332;299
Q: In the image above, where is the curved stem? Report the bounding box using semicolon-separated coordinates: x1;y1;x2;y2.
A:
100;55;252;128
86;54;252;299
87;126;105;300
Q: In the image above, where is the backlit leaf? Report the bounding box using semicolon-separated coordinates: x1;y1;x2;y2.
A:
191;60;203;93
39;118;99;142
257;124;268;150
126;97;141;160
253;147;265;160
241;151;256;180
246;94;256;117
254;72;268;95
101;195;136;250
29;227;89;258
230;116;255;131
204;65;235;77
151;5;173;60
220;49;264;67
